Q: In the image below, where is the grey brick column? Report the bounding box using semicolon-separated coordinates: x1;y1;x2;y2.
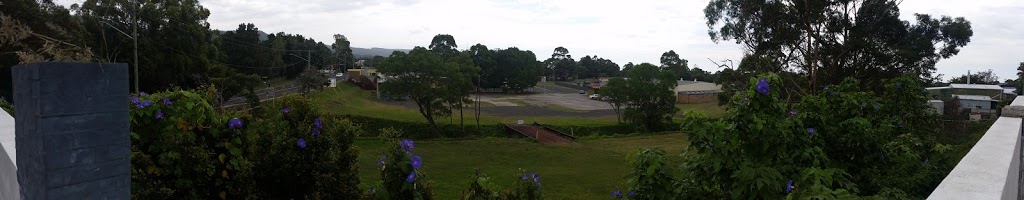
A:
12;62;130;200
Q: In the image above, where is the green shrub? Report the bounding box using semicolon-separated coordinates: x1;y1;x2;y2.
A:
623;148;677;200
371;139;435;199
129;89;362;199
661;74;952;199
459;168;545;200
129;89;249;199
244;95;362;199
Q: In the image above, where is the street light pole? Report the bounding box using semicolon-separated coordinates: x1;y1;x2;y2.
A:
132;0;139;93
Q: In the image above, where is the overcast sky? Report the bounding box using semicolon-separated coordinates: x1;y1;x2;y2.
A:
56;0;1024;81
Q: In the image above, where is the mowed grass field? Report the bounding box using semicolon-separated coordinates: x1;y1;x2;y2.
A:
355;134;690;199
310;83;725;125
310;83;620;126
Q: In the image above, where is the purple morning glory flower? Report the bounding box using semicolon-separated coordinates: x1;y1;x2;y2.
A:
874;103;881;110
411;156;422;169
400;140;415;154
611;189;622;198
377;154;386;168
314;118;323;129
281;107;290;114
520;173;528;180
406;171;416;183
297;138;306;149
808;128;816;135
228;118;243;129
162;98;172;105
896;82;902;89
139;100;152;108
1;96;5;101
924;158;929;164
785;180;794;193
789;109;797;116
312;127;321;136
531;173;540;184
155;112;164;120
628;190;636;197
131;96;141;106
755;78;770;95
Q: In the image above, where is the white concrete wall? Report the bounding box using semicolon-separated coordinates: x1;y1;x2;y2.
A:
0;111;17;199
928;96;1024;200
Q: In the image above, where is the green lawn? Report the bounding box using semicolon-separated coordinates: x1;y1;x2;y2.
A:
676;102;727;118
310;83;619;126
356;134;689;199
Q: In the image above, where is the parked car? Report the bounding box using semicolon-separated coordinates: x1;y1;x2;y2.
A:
579;90;585;94
589;94;600;100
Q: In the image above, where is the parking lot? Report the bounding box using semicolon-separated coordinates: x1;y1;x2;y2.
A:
476;83;612;111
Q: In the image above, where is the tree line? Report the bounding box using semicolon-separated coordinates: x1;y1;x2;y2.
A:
0;0;355;101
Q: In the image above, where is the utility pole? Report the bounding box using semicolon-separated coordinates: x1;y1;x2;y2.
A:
133;0;139;93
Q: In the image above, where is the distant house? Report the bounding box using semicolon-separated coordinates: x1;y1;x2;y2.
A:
346;68;379;90
926;84;1006;120
926;84;1006;100
674;80;721;104
952;94;1000;120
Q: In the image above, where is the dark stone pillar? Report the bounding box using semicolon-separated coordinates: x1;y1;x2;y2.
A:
12;62;129;200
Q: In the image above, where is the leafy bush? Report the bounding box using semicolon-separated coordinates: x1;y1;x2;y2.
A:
129;89;249;199
129;89;362;199
627;74;954;199
243;95;362;199
299;67;327;94
460;169;544;200
371;139;436;199
623;148;677;200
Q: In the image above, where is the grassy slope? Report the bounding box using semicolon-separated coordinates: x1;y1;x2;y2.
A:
356;134;689;200
676;102;727;118
310;83;619;126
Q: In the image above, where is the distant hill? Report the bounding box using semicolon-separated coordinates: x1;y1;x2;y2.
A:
353;47;408;59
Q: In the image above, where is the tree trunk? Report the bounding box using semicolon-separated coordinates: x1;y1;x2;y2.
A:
415;99;442;136
459;103;465;134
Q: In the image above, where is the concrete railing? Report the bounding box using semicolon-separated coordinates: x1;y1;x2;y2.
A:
928;96;1024;200
0;110;17;199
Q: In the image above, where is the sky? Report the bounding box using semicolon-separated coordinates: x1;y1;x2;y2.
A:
55;0;1024;81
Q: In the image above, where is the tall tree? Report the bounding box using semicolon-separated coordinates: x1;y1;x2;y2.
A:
579;55;620;79
220;23;281;77
599;77;628;123
620;62;635;77
332;34;354;70
705;0;973;93
429;34;458;60
603;63;678;131
378;47;478;133
1;0;92;99
79;0;219;92
1017;62;1024;94
660;50;689;80
493;47;543;92
545;46;577;80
